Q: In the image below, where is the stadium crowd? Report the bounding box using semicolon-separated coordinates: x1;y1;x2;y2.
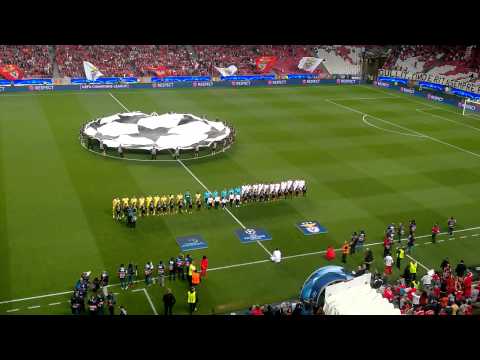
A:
0;45;52;77
383;45;480;81
2;44;480;82
1;45;332;79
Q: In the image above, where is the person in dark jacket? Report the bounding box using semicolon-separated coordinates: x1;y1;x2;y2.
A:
364;248;374;270
163;288;176;316
455;260;467;278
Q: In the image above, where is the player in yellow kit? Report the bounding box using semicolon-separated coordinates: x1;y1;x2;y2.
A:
146;195;153;216
169;194;175;214
130;196;138;211
177;192;184;214
112;197;119;219
153;195;160;216
138;196;146;217
121;197;130;220
161;194;168;215
195;192;202;211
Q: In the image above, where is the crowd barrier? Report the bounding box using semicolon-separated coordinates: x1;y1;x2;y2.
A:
0;78;362;93
373;80;480;113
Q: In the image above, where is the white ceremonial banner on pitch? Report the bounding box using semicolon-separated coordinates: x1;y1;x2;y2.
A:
83;61;104;81
215;65;238;77
297;57;323;73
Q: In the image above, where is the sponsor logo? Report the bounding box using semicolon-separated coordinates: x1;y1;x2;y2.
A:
192;81;213;87
400;87;415;94
458;102;479;111
231;80;251;87
152;82;174;88
374;81;391;88
80;84;129;90
336;79;357;84
302;79;322;84
27;85;54;91
267;80;287;86
427;94;444;102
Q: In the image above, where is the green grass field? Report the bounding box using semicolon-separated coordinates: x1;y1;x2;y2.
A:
1;84;480;315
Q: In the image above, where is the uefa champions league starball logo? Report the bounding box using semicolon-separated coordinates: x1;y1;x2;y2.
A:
300;221;320;234
245;229;257;236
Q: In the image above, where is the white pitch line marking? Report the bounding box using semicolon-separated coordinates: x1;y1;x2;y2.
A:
460;236;467;239
133;288;158;315
108;92;131;112
3;225;480;306
49;302;61;306
28;305;40;309
424;242;431;245
416;108;480;134
208;259;270;272
6;309;19;313
406;254;430;272
325;99;480;161
362;114;425;138
364;85;480;120
438;239;445;243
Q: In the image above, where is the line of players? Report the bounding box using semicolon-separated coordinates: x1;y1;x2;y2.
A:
112;179;307;220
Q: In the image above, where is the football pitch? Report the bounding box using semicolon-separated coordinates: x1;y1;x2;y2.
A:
1;84;480;315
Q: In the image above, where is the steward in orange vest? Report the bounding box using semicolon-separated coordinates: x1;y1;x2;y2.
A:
191;271;200;286
341;241;350;264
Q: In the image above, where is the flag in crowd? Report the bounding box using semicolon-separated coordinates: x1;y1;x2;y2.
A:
214;65;238;77
255;56;277;73
298;57;323;73
147;65;171;77
83;61;103;81
0;64;23;80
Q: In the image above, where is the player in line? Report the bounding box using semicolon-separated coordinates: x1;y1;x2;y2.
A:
111;180;306;219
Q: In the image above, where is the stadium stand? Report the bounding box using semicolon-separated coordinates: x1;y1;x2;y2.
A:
383;45;480;82
55;45;196;78
0;45;364;79
0;45;52;77
313;45;363;76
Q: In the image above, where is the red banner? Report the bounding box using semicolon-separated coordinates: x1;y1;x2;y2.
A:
0;64;23;80
255;56;277;73
146;65;171;77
